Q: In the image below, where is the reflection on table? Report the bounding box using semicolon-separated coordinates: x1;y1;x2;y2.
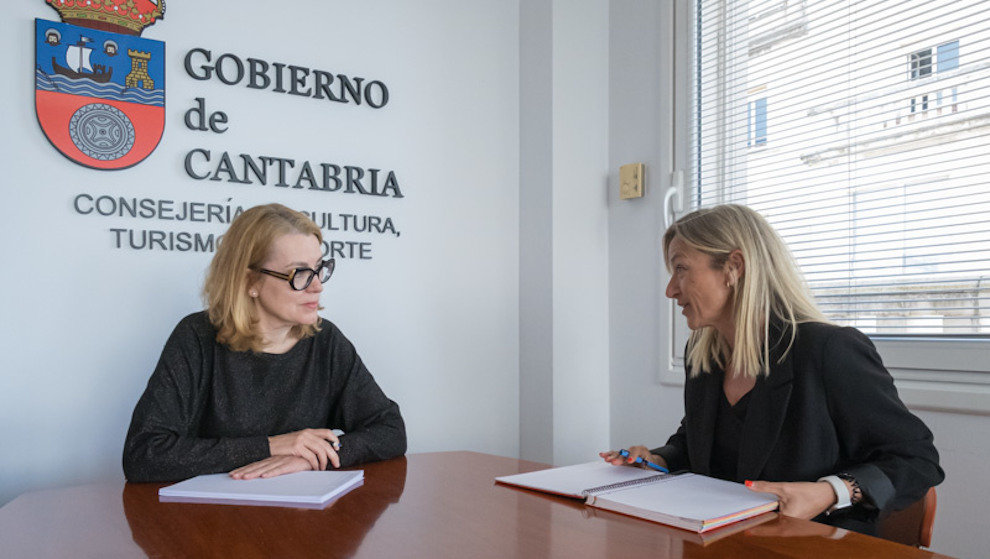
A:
0;451;952;558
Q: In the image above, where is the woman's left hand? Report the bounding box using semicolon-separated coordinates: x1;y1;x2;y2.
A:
229;455;312;480
745;480;837;520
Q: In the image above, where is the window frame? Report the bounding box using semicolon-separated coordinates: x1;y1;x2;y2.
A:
662;0;990;415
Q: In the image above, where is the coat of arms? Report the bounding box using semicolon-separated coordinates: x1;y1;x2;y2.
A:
35;0;165;170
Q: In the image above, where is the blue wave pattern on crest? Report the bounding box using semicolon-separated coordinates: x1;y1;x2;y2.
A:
35;68;164;107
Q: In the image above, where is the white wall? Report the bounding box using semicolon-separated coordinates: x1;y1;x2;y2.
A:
606;2;989;558
0;0;519;505
519;0;555;464
550;0;611;467
913;409;990;558
518;0;611;467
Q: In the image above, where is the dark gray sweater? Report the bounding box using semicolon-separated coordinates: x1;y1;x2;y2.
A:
123;311;406;482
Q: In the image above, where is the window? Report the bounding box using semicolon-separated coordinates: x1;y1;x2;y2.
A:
667;0;990;411
937;40;959;72
910;48;933;80
747;97;768;146
907;40;961;117
689;0;990;336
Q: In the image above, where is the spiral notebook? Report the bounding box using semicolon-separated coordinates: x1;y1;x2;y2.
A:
495;461;778;532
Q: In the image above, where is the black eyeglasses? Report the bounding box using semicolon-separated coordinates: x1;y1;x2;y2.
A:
255;259;335;291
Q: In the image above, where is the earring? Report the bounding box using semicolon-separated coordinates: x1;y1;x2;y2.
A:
250;291;258;297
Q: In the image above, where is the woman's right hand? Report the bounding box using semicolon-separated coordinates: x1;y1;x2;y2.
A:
599;445;667;469
268;428;341;470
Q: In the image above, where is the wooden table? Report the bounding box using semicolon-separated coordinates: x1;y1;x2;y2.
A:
0;451;953;558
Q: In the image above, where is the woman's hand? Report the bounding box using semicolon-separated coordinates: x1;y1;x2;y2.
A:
745;480;837;520
268;428;341;471
229;455;312;480
599;445;667;470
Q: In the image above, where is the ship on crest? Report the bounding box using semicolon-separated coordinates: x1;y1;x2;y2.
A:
51;36;113;83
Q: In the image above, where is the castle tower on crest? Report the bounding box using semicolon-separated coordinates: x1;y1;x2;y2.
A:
125;49;153;89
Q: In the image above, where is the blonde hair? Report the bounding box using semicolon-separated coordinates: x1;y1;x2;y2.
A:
203;203;323;352
662;204;828;378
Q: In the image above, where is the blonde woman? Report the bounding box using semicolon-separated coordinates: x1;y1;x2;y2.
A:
602;204;942;536
124;203;405;482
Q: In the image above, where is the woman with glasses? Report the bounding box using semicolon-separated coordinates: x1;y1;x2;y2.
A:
123;203;406;482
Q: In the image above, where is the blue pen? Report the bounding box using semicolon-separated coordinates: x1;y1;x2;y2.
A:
619;449;669;473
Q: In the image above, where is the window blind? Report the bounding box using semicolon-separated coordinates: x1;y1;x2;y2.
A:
690;0;990;336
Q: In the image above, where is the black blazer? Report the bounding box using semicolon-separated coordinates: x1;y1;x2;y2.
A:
653;322;944;529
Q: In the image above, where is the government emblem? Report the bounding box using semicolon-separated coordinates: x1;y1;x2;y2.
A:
35;0;165;170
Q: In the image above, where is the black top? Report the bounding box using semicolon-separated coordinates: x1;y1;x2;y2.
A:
123;311;406;482
709;389;751;482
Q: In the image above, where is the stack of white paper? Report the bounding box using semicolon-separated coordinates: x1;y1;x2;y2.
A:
158;470;364;509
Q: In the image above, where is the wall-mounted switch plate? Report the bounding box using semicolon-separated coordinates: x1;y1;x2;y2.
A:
620;163;644;199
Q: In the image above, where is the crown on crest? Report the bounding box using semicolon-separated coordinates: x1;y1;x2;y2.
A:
46;0;165;36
